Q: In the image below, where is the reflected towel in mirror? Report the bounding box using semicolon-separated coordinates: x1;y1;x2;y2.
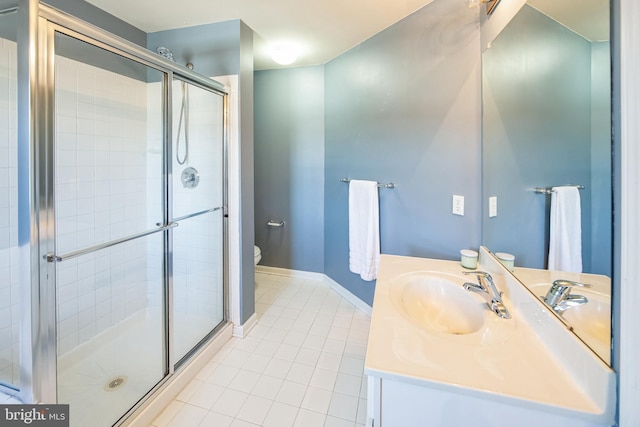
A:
548;186;582;273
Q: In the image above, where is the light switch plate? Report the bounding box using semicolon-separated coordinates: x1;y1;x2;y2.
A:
453;195;464;216
489;196;497;217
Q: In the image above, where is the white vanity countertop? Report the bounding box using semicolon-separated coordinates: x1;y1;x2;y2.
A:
365;254;614;423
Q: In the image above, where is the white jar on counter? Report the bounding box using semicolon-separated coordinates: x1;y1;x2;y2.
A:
460;249;478;269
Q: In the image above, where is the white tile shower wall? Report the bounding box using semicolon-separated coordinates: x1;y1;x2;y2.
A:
0;39;227;384
146;80;225;320
145;81;163;310
171;82;224;217
0;37;19;386
172;215;224;319
55;56;152;356
172;82;224;320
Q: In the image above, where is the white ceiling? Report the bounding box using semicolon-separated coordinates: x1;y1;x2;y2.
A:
84;0;437;70
527;0;610;42
83;0;609;70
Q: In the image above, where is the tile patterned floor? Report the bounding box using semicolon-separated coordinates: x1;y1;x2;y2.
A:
0;389;20;404
151;271;371;427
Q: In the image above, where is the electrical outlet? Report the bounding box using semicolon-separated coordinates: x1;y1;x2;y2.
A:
452;195;464;216
489;196;498;217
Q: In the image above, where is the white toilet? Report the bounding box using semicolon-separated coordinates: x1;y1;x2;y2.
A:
254;245;261;265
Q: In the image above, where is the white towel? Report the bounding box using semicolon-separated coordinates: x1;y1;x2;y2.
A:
548;186;582;272
349;180;380;281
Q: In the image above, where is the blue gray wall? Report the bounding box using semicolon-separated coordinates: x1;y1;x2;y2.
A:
45;0;146;46
254;0;482;305
256;0;480;304
323;0;482;305
148;20;245;77
482;5;610;276
149;21;257;323
254;66;325;272
590;42;612;276
238;21;256;323
146;20;242;76
34;0;147;80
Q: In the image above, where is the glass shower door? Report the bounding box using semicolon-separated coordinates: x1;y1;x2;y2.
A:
53;32;167;427
0;10;19;393
171;78;226;364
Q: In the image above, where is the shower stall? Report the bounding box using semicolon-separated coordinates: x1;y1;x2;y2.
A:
1;1;228;426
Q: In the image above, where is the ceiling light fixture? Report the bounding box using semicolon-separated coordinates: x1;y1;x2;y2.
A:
271;44;298;66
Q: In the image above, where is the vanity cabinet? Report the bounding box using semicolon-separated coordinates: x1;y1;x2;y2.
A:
364;252;615;427
367;376;607;427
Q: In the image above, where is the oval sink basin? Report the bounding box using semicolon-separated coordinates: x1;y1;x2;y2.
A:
528;283;611;360
389;272;485;335
561;291;610;344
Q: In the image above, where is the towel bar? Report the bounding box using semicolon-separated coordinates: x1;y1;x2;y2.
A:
534;185;584;195
341;177;395;189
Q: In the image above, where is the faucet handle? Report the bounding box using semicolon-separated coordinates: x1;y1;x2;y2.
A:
544;279;592;307
461;270;490;278
551;279;592;290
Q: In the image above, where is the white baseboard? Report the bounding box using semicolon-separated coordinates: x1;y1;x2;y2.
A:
124;324;233;427
322;275;373;317
256;265;372;317
233;312;259;338
256;265;325;281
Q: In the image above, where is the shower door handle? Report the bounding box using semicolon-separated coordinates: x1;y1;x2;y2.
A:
172;206;221;223
45;222;179;263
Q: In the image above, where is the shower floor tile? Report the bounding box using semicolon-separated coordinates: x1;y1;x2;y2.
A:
0;390;20;404
58;309;221;427
152;272;370;427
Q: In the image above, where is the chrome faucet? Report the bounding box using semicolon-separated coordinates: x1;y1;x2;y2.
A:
543;279;591;314
462;271;511;319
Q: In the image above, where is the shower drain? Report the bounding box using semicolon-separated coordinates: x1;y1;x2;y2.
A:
104;375;128;392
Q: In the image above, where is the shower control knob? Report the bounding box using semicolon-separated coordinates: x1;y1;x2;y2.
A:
181;167;200;189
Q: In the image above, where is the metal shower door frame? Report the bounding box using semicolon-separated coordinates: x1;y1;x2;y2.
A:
18;0;230;414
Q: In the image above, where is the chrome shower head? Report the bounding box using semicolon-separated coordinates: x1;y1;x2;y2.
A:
156;46;175;61
157;47;195;69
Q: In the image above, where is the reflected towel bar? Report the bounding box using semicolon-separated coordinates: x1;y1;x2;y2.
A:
341;177;395;189
534;185;585;195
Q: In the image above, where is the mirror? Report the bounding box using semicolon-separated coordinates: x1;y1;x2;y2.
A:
481;0;611;364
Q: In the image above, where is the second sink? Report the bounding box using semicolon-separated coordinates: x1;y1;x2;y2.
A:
529;282;611;361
